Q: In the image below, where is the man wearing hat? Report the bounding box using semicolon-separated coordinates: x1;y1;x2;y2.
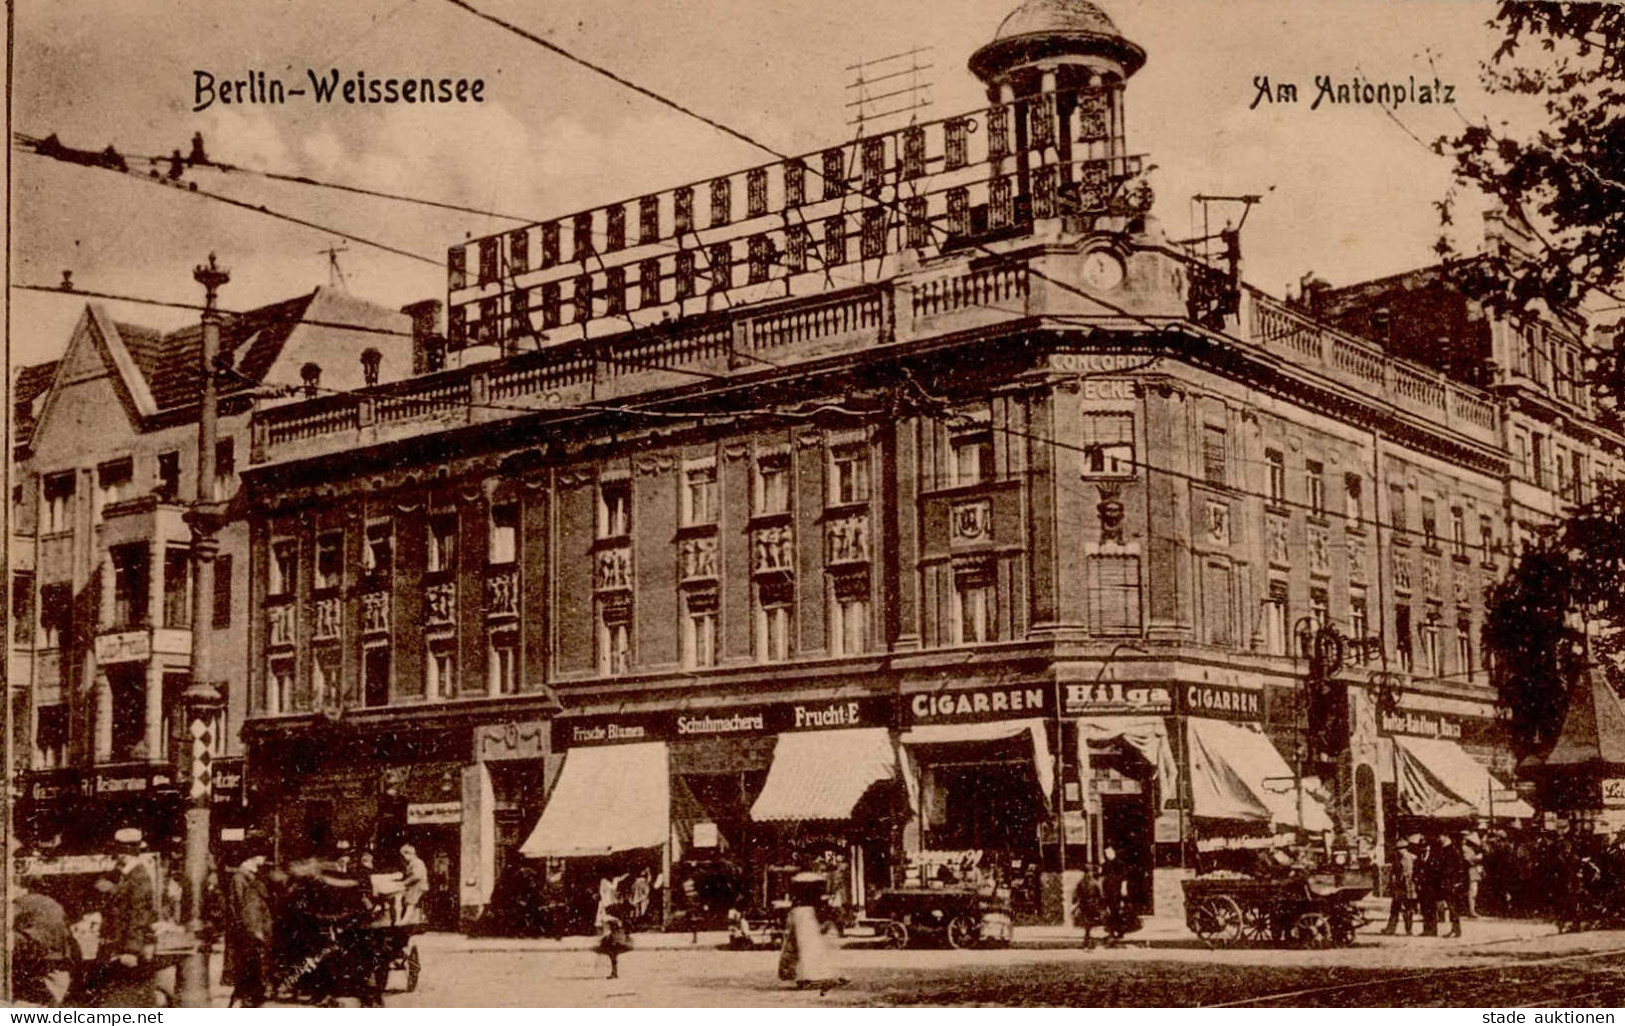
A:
91;828;158;1007
226;841;274;1007
1381;835;1419;935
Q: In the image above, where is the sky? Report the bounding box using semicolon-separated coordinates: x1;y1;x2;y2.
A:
8;0;1519;370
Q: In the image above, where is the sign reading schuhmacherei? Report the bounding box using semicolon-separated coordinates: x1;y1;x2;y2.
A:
554;696;892;748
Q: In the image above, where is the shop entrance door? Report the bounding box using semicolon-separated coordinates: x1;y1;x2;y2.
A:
1100;791;1154;914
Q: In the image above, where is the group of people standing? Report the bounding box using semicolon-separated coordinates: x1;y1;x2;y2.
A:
1382;830;1485;937
1072;846;1140;948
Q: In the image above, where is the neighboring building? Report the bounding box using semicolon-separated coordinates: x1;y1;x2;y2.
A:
240;0;1621;928
12;286;424;855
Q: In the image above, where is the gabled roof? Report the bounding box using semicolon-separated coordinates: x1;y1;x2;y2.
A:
1531;668;1625;770
12;360;60;448
116;291;318;411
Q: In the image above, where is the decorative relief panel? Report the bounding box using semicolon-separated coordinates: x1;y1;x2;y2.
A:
1347;536;1367;583
596;547;632;591
1308;525;1330;577
1453;571;1469;607
1422;554;1442;600
1392;549;1412;592
425;583;455;627
312;597;342;641
679;536;719;581
485;568;519;618
950;500;992;546
361;592;390;635
1203;501;1229;547
826;514;870;565
267;605;295;648
1266;513;1291;568
753;525;793;574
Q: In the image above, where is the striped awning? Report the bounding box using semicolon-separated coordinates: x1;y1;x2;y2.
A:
751;728;898;823
519;741;669;858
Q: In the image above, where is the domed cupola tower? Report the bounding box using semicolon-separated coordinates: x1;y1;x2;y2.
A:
968;0;1144;170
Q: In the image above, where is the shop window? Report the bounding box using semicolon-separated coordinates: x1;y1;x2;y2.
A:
426;639;455;700
1349;588;1370;661
1201;425;1227;486
682;461;718;527
489;629;518;695
269;539;298;598
1344;473;1363;526
156;451;180;502
35;704;66;770
830;447;871;506
163;547;191;629
489;503;518;565
11;573;33;646
1201;562;1232;647
428;516;457;574
364;520;394;578
950;429;994;487
829;573;869;656
755;577;792;663
110;543;149;629
96;458;133;521
363;644;391;708
1421;498;1438;549
1306;461;1325;516
1262;579;1288;655
1265;449;1285;504
312;646;340;710
1395;603;1414;672
598;597;632;677
754;455;790;518
43;472;74;534
682;589;718;670
39;583;70;650
1082;413;1135;477
952;570;995;645
1088;554;1142;635
315;532;342;591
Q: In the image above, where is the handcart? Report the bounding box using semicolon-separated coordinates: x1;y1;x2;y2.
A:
864;887;1013;950
1182;875;1369;949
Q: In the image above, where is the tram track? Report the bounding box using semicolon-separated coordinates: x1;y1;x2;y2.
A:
1204;943;1625;1008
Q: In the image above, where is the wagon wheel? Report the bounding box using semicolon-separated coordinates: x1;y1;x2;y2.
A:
946;915;978;950
405;944;421;992
1291;911;1335;949
1190;895;1245;947
882;921;909;949
1238;903;1274;944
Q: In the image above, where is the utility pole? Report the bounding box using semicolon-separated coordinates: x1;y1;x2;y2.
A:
176;254;229;1008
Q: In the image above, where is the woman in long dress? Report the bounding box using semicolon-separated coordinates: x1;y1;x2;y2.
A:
777;872;846;994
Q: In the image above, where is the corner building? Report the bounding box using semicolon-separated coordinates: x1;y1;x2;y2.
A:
242;0;1618;926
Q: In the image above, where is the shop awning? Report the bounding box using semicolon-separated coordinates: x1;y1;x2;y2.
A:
751;728;898;823
1396;736;1535;820
518;741;670;858
1076;717;1178;795
900;719;1053;800
1186;718;1333;832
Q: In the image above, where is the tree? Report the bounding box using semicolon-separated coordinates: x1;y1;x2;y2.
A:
1435;4;1625;397
1484;480;1625;758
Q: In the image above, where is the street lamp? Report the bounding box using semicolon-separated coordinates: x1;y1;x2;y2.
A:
175;254;230;1008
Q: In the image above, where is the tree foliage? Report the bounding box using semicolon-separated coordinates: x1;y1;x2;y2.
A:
1436;3;1625;396
1485;481;1625;758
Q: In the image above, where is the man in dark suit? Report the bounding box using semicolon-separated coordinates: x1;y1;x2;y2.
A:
92;828;158;1007
227;845;275;1007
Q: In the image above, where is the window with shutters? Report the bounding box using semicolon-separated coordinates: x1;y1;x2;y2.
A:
903;126;926;180
674;187;694;234
1082;413;1135;477
1202;425;1227;486
786;227;809;273
784;160;806;207
573;212;595;261
822;148;844;199
861;138;885;192
710;177;732;227
862;208;886;260
748;235;772;284
747;168;769;218
945;118;969;170
541;222;560;267
478;237;499;284
639;257;662;307
947;188;970;237
605;267;627;316
508;229;529;273
1088;554;1142;634
676;251;696;299
639;195;660;244
708;242;732;293
603;206;625;252
906;196;930;249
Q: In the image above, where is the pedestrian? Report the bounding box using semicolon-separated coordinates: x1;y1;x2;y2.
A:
1380;836;1418;936
1073;867;1104;949
399;844;429;926
631;867;652;922
90;828;158;1008
12;877;74;1006
595;873;626;931
1415;835;1440;936
227;845;274;1008
1100;846;1130;945
1435;834;1466;938
777;871;846;994
1462;831;1485;918
595;902;633;979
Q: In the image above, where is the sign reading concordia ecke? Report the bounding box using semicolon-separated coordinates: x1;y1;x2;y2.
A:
553;695;893;749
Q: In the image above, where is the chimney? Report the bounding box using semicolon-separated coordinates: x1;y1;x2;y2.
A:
361;347;382;388
402;299;443;376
